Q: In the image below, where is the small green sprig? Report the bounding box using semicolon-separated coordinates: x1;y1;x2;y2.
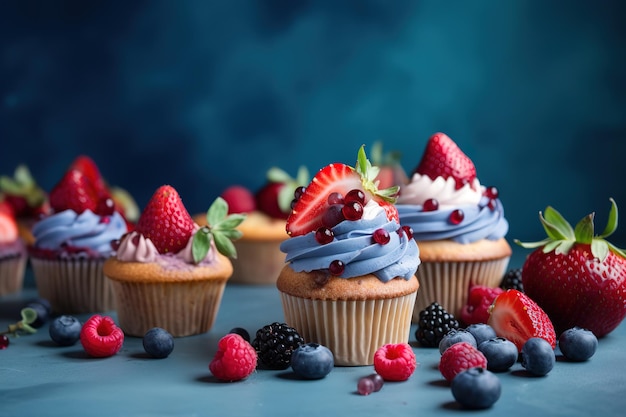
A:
515;198;626;262
1;307;38;337
267;165;310;213
192;197;246;262
0;164;47;207
355;145;399;203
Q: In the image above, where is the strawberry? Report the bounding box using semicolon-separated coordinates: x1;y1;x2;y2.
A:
255;182;288;219
460;285;504;326
221;185;256;214
255;166;309;220
487;289;556;352
369;141;409;190
413;132;477;190
49;169;99;214
515;198;626;337
70;155;110;199
135;185;195;254
286;146;400;236
0;209;18;243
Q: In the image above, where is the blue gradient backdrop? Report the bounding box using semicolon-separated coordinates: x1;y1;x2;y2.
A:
1;1;625;250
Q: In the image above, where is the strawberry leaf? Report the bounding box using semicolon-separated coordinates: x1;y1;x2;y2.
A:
555;240;574;255
599;198;618;238
514;237;551;249
591;238;609;262
574;213;594;244
192;228;211;264
193;197;246;262
607;241;626;259
267;167;293;183
207;197;228;227
217;214;246;231
213;232;238;259
541;207;575;240
542;240;561;254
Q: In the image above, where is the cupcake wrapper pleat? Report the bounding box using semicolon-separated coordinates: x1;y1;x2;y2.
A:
0;255;27;296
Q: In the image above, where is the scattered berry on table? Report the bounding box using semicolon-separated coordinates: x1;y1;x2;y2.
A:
209;333;257;382
415;302;460;347
439;341;488;382
500;268;524;292
520;337;555;376
558;327;598;362
465;323;497;347
451;367;501;409
373;343;417;381
290;342;334;379
478;337;519;372
143;327;174;359
49;315;82;346
0;334;9;349
228;327;251;343
487;289;556;352
439;329;477;354
459;285;504;326
79;315;124;358
357;374;384;396
25;298;52;328
252;322;304;369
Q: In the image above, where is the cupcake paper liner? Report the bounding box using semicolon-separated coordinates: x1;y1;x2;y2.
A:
0;255;27;296
108;279;228;337
412;257;510;321
230;240;286;285
30;258;115;314
279;292;416;366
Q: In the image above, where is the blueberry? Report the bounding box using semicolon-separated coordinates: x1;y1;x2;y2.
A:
26;298;52;328
478;337;518;372
558;327;598;362
521;337;555;376
49;315;82;346
466;323;497;346
451;367;501;409
229;327;250;343
439;329;477;354
290;342;334;379
143;327;175;359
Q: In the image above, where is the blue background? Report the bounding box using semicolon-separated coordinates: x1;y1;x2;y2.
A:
1;0;625;247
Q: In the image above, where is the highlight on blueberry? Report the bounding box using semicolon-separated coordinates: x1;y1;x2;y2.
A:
49;315;82;346
290;342;334;379
143;327;175;359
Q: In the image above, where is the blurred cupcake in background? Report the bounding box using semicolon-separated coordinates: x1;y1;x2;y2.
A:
0;199;27;296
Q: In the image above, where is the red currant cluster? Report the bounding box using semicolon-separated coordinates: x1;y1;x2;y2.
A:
420;186;499;225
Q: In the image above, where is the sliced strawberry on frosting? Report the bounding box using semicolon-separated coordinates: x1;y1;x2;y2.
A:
286;146;400;237
49;169;99;214
413;132;477;190
135;185;195;254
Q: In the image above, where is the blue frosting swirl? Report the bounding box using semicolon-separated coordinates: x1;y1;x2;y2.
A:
32;209;127;257
280;209;420;282
397;197;509;244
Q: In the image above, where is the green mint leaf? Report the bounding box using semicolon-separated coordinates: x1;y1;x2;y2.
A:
192;229;211;264
574;213;595;244
599;198;618;238
541;207;575;240
591;238;609;262
207;197;228;227
213;232;238;259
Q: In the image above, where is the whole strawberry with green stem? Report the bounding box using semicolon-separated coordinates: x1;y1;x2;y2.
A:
515;198;626;337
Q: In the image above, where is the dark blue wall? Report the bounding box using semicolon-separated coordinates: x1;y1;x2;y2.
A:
2;0;625;249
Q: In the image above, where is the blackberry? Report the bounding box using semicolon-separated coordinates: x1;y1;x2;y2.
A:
414;302;459;347
252;322;304;369
500;268;523;292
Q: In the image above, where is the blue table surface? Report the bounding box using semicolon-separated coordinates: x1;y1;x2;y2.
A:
2;257;626;417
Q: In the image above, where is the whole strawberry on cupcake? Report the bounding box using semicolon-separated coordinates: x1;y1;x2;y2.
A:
395;132;511;320
0;200;28;295
195;166;309;285
516;198;626;337
277;145;420;366
104;185;243;337
29;156;130;314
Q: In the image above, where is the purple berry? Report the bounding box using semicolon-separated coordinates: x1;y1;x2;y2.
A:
357;376;375;395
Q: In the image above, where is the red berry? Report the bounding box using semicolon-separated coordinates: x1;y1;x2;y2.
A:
484;186;499;199
373;343;417;381
372;228;390;245
209;333;257;382
460;285;505;325
423;198;439;212
294;186;306;201
329;260;345;276
256;182;289;219
95;197;116;216
342;201;364;221
401;225;414;240
327;192;344;205
49;169;99;214
345;189;366;205
315;227;334;245
439;341;487;382
80;315;124;358
450;209;464;225
221;185;256;214
0;334;9;349
321;205;345;228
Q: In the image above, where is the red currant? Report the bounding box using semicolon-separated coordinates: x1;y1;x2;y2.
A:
0;334;9;349
372;228;390;245
327;192;344;205
422;198;439;212
329;260;345;276
401;225;414;240
315;227;334;245
487;199;496;211
342;201;364;221
484;186;499;199
450;209;464;225
96;197;115;216
294;186;306;200
322;205;345;228
345;189;366;205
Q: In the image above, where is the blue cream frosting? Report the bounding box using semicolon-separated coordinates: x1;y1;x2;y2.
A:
32;209;128;257
280;202;420;282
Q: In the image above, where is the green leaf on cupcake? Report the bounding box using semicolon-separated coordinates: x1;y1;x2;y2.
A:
192;197;246;263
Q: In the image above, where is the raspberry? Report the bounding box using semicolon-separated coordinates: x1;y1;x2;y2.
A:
79;315;124;358
373;343;417;381
439;341;488;382
459;285;504;326
209;334;257;382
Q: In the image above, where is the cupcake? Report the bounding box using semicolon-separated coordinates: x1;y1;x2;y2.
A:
395;132;511;320
0;164;50;245
104;185;242;337
194;166;308;285
0;200;27;295
29;160;130;314
277;146;420;366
